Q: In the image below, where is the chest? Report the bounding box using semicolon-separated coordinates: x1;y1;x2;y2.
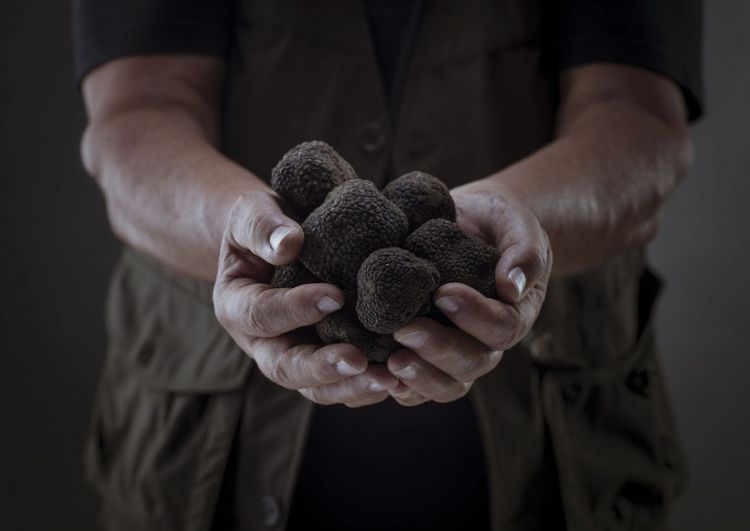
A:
220;0;557;187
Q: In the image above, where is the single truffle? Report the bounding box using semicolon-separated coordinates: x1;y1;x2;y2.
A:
271;141;357;219
405;218;501;298
316;309;400;363
382;171;456;232
270;260;319;289
356;247;440;334
300;179;409;288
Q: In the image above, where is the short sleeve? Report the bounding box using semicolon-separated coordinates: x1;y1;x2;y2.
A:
72;0;233;83
557;0;704;122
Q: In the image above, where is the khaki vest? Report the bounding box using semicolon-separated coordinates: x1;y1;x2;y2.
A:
85;1;686;530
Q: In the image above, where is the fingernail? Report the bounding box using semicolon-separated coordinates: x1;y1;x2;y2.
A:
394;330;426;349
318;296;341;313
394;365;417;380
435;296;460;314
369;381;388;392
336;359;362;376
489;350;504;363
508;267;526;298
269;226;293;253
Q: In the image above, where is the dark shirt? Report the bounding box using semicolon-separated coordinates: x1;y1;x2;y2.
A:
72;1;704;529
73;0;703;120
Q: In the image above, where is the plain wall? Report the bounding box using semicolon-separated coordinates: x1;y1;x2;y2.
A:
0;1;116;529
1;1;748;529
650;1;750;529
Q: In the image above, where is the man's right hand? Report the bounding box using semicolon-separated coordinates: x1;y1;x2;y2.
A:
213;190;398;407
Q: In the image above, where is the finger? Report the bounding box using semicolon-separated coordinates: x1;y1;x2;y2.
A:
386;347;473;403
298;365;398;405
389;381;430;407
215;278;344;337
344;394;394;408
393;318;502;382
227;190;304;266
250;338;369;390
461;193;551;303
432;283;539;351
493;227;551;303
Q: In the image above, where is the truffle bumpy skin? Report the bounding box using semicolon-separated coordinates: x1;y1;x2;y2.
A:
382;171;456;232
300;179;409;288
405;218;501;298
270;140;357;219
270;260;319;289
316;308;400;363
356;247;440;334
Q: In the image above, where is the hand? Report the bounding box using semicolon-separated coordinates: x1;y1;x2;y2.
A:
213;190;398;407
387;190;552;406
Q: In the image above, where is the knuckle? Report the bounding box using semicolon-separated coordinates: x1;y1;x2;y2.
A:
266;356;293;388
489;314;520;350
388;349;414;371
352;386;382;403
213;299;230;328
212;287;235;328
301;387;333;406
228;193;261;247
310;358;337;384
247;303;275;337
418;333;452;366
530;248;547;276
456;353;486;382
284;289;319;324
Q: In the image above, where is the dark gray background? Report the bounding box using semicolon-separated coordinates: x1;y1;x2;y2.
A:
1;1;747;530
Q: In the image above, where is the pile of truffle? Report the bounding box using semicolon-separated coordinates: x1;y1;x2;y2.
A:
270;141;500;362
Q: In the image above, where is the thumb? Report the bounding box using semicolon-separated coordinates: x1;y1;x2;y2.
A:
494;232;552;304
227;190;304;265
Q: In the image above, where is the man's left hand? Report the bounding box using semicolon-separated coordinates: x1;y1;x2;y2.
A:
387;190;552;406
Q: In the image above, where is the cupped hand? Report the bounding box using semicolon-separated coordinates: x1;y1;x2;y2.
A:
388;190;552;406
213;190;398;407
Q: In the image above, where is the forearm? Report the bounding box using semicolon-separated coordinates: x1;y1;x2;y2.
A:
83;106;265;280
80;56;271;280
455;68;693;277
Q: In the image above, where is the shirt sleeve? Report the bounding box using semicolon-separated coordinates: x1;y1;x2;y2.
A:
557;0;704;122
72;0;233;83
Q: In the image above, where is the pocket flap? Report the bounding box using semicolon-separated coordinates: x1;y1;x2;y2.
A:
107;248;252;393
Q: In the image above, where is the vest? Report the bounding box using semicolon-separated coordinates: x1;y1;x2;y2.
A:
84;1;686;530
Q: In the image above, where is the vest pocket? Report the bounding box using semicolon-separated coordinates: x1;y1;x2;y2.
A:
84;249;251;529
107;247;252;392
540;269;686;530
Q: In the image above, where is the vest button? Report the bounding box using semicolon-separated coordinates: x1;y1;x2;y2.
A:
359;120;387;153
260;495;281;527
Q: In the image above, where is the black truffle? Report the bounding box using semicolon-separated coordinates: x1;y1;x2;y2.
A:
271;141;357;219
382;171;456;232
269;141;507;363
356;247;440;334
316;309;400;363
405;218;501;298
270;260;319;289
300;179;409;288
